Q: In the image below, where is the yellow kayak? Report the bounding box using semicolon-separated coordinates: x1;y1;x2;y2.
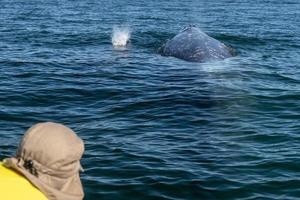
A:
0;162;47;199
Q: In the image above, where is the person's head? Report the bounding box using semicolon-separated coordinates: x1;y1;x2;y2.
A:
4;122;84;200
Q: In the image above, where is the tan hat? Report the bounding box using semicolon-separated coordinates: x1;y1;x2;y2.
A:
4;122;85;200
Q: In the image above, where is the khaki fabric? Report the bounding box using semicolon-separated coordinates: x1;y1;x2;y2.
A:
4;122;84;200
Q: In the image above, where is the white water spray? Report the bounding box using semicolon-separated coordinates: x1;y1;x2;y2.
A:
111;26;131;48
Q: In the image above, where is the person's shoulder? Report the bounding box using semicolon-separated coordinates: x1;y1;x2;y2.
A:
0;162;48;200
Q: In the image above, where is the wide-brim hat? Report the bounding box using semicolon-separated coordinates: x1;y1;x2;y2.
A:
4;122;84;200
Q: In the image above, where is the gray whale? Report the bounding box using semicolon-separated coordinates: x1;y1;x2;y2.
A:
160;26;234;62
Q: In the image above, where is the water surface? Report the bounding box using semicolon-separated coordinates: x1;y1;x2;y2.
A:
1;0;300;199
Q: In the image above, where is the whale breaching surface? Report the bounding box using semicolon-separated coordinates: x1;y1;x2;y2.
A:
160;26;235;62
111;26;131;48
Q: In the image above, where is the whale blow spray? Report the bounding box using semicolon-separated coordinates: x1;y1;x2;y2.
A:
111;26;131;48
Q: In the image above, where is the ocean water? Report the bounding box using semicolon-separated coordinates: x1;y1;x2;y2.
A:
1;0;300;199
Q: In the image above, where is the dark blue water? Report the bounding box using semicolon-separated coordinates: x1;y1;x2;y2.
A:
1;0;300;199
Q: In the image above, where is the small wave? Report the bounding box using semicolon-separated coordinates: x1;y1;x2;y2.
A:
111;26;131;48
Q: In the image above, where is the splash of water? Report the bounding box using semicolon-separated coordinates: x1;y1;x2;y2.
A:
111;26;131;48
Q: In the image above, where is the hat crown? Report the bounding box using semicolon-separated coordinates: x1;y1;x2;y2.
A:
18;122;84;170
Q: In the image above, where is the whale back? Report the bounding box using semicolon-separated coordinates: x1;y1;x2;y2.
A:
161;27;233;62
